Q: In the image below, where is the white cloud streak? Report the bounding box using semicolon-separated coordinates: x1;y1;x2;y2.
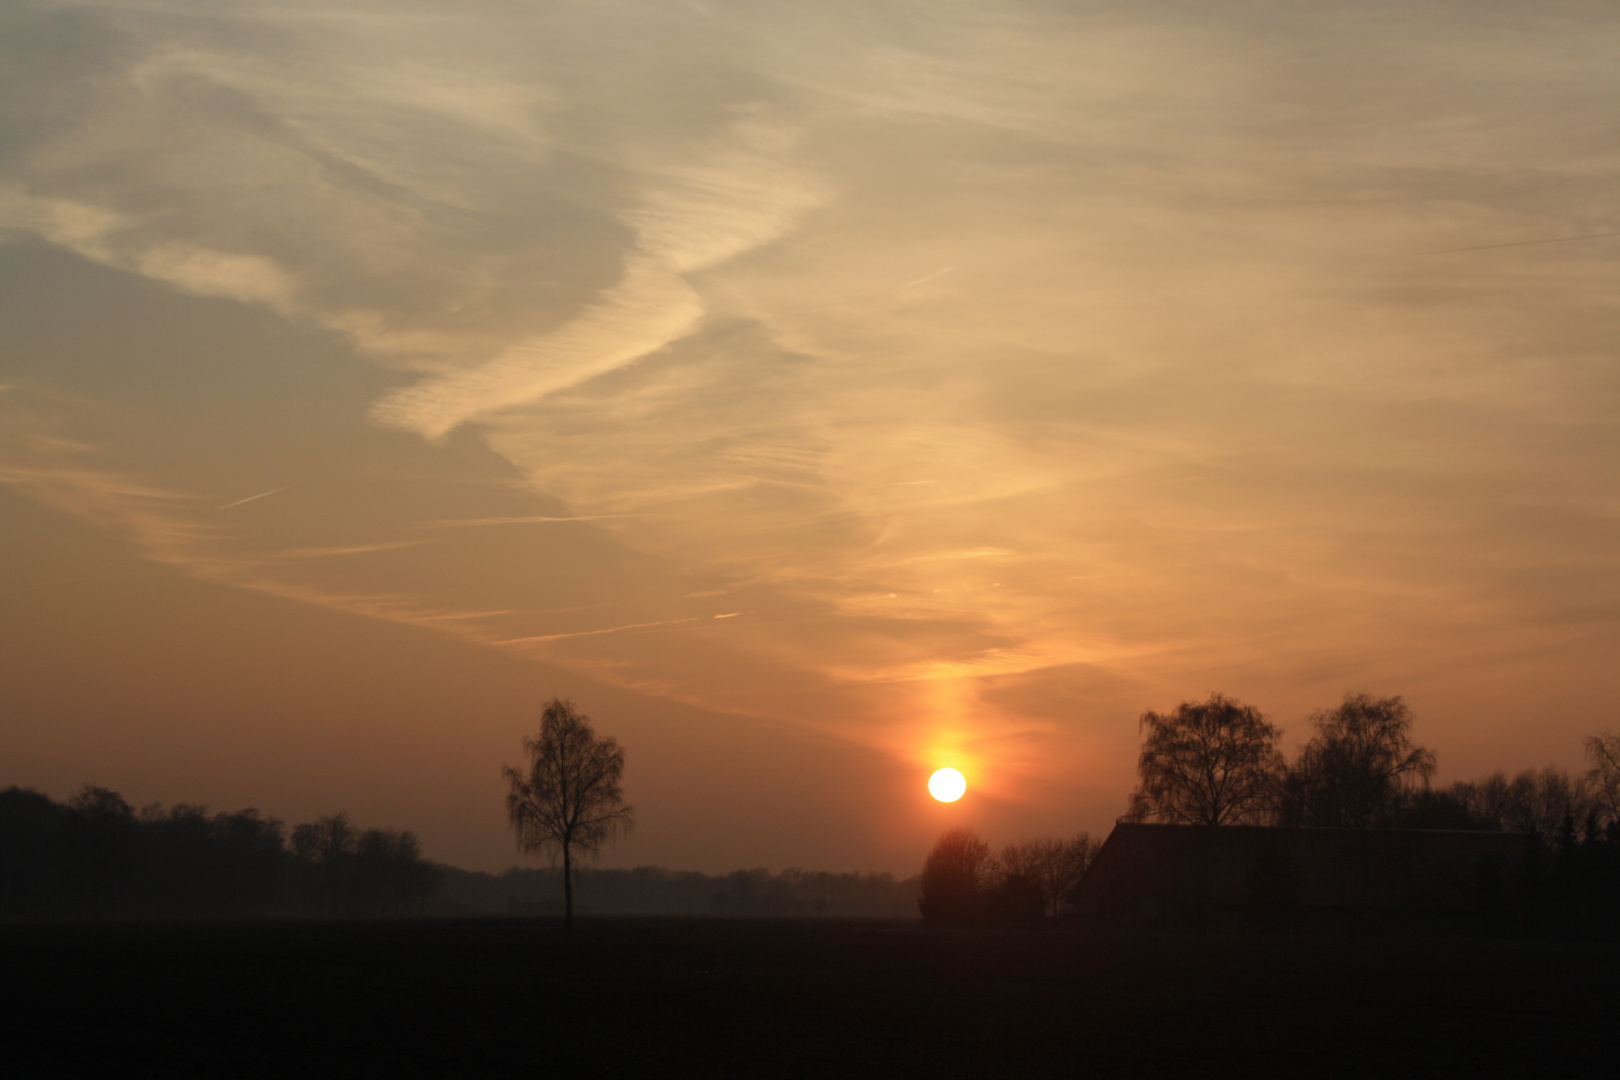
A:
369;116;827;438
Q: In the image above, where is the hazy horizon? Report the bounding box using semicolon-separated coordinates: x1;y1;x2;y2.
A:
3;0;1616;874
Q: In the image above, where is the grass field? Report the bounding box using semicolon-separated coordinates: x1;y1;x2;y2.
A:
5;918;1616;1078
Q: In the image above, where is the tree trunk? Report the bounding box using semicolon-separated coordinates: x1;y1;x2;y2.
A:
563;842;573;931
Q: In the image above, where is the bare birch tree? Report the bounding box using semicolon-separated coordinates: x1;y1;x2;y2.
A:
503;698;634;928
1586;731;1620;828
1127;694;1284;826
1281;692;1435;828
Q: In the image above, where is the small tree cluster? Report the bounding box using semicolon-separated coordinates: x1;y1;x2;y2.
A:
917;827;1097;926
997;835;1100;918
289;812;439;916
1391;762;1611;843
1127;691;1440;829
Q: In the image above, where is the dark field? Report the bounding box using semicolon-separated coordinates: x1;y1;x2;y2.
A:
4;919;1617;1078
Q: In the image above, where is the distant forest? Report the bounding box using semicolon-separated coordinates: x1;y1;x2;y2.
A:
0;786;436;921
437;865;919;918
0;785;917;921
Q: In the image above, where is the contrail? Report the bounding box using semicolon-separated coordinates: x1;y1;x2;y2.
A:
495;616;702;645
904;266;956;287
496;611;742;644
426;514;633;528
218;485;293;510
1420;231;1620;255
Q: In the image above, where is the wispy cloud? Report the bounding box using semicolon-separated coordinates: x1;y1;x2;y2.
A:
369;116;828;439
3;0;1616;795
1417;232;1620;256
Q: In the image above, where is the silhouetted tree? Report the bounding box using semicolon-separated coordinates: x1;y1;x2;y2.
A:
352;828;440;915
138;803;286;917
1458;771;1520;830
287;813;439;916
1280;693;1435;828
1586;732;1620;828
503;698;634;928
1387;783;1496;830
998;834;1098;917
0;787;79;918
68;786;138;917
1501;768;1593;847
1127;694;1284;825
215;808;287;914
291;812;357;915
918;827;993;924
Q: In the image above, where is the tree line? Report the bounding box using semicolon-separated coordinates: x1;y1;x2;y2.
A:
0;785;438;921
1126;691;1619;843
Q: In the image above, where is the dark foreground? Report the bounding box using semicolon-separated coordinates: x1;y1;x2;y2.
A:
4;919;1617;1078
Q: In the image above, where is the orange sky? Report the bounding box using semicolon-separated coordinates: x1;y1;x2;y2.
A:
2;1;1617;873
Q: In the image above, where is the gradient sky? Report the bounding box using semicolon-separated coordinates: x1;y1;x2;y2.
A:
2;0;1616;874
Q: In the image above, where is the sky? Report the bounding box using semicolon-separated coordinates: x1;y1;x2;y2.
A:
2;0;1616;874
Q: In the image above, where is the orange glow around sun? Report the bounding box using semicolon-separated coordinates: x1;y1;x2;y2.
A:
928;768;967;802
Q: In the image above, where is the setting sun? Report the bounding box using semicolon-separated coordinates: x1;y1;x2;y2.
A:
928;768;967;803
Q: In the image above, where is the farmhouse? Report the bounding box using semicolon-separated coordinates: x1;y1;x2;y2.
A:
1072;822;1534;933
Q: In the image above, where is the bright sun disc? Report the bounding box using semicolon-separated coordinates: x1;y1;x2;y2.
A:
928;768;967;802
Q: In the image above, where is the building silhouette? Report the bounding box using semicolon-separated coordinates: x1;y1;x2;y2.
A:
1072;822;1533;934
